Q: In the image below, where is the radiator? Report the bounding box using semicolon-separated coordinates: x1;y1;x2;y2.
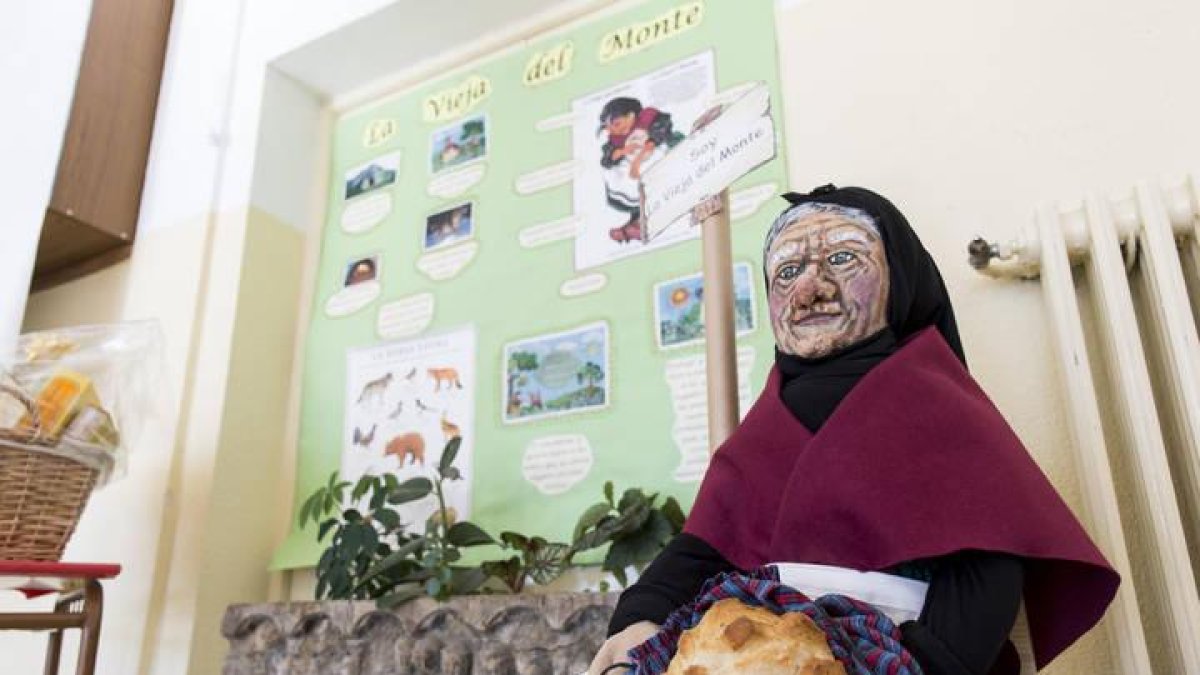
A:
972;175;1200;674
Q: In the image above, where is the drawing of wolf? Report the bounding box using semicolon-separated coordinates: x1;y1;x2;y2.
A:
357;372;393;405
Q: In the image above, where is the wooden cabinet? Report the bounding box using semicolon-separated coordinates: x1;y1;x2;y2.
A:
33;0;173;291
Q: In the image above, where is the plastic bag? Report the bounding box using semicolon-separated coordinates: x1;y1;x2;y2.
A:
0;320;166;485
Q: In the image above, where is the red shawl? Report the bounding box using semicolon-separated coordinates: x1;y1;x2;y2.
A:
684;326;1118;670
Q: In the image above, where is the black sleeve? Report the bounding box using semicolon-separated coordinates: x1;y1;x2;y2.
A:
900;551;1024;675
606;533;736;636
600;141;619;168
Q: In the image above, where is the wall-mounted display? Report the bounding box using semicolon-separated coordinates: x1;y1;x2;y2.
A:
273;0;789;569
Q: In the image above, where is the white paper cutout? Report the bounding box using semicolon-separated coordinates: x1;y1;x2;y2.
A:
377;293;436;339
522;434;594;495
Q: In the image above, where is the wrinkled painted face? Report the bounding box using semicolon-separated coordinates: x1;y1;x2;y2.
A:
767;212;890;357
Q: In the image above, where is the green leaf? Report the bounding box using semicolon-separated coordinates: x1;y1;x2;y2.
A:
383;474;400;493
332;480;352;504
611;564;628;588
388;477;433;504
449;567;489;595
661;497;686;532
343;521;366;555
317;518;337;542
608;511;673;571
356;536;427;589
525;541;570;586
441;466;462;481
499;531;529;550
482;556;524;592
374;509;401;532
351;476;372;503
447;521;495;547
369;484;388;511
298;492;316;527
570;497;651;553
377;586;424;609
573;502;612;542
604;481;614;506
343;509;362;522
439;436;463;474
617;488;647;514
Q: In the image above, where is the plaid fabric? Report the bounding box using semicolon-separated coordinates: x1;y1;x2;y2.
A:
627;567;924;675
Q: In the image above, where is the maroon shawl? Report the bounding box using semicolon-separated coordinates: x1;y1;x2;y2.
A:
684;326;1118;670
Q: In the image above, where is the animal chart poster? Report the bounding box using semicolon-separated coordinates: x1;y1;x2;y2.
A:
273;0;788;569
342;329;476;528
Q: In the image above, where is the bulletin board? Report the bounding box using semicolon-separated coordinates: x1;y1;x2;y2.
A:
273;0;789;569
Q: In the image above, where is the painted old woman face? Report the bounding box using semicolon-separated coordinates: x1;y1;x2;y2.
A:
766;206;890;357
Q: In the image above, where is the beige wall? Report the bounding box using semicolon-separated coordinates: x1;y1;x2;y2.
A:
772;0;1199;672
7;0;1200;673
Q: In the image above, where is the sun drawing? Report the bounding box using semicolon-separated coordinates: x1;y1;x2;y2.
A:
670;287;690;307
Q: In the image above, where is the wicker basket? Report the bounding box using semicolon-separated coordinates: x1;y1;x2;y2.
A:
0;385;112;561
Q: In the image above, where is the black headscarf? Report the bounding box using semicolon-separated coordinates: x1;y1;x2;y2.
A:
768;184;964;431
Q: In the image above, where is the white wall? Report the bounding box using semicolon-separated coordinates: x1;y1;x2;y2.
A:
0;0;93;351
774;0;1199;672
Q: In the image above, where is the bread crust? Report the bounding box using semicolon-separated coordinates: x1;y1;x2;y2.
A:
665;599;848;675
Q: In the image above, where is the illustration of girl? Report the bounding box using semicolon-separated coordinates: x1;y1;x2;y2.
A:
597;97;685;244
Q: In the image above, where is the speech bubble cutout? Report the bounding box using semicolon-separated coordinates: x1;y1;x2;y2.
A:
416;241;479;281
341;193;393;234
536;349;583;389
665;346;756;482
519;215;581;248
515;160;576;196
325;280;382;317
731;182;779;222
560;273;607;298
535;111;577;132
522;434;593;495
428;164;486;199
377;293;435;339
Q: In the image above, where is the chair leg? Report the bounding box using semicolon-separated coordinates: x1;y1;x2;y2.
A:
74;580;104;675
43;628;64;675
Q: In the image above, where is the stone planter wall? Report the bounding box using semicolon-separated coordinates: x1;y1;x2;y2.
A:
221;592;619;675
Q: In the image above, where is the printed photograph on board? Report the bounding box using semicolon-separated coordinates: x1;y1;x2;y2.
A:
654;263;756;350
424;202;475;252
343;254;380;288
342;328;476;528
571;51;716;270
343;152;400;200
430;114;488;174
503;322;609;424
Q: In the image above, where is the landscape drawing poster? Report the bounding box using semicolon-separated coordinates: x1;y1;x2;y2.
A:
655;262;756;350
503;322;610;424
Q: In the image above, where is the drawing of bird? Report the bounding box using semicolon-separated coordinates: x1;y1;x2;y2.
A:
353;424;377;448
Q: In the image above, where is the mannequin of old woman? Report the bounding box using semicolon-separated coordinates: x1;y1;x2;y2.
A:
587;186;1115;675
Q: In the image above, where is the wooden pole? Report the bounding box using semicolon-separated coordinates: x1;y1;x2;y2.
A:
699;189;739;451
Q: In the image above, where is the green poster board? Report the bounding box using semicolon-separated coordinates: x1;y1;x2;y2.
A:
273;0;788;569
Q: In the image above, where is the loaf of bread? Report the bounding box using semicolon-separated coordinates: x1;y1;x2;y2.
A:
665;599;848;675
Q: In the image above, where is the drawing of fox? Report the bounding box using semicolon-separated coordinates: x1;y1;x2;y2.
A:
428;367;463;391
